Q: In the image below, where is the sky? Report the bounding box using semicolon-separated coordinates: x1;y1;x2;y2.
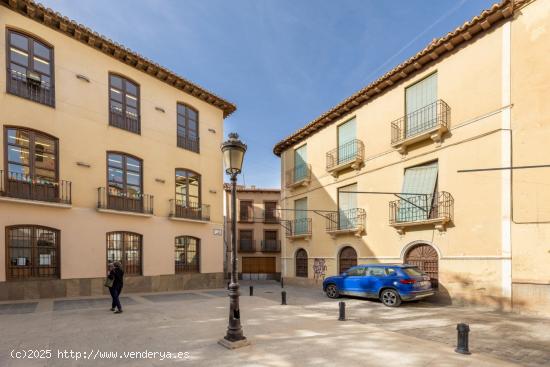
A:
40;0;497;188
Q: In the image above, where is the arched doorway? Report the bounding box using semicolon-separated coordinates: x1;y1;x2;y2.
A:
295;249;308;278
404;243;439;288
339;246;357;274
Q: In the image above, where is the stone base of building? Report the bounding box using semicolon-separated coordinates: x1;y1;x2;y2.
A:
238;272;281;281
0;272;225;301
512;282;550;316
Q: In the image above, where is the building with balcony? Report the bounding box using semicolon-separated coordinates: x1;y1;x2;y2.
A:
0;0;235;299
224;185;281;280
273;0;550;315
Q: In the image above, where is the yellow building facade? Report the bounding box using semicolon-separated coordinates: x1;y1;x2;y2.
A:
274;0;550;315
0;0;235;299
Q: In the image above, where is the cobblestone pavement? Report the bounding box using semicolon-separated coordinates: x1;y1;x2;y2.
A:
245;280;550;367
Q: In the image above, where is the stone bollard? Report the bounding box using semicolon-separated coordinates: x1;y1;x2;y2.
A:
338;301;346;321
281;290;287;305
455;323;471;355
249;285;253;296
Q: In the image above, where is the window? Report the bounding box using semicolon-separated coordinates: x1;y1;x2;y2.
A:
106;232;142;275
294;144;307;181
337;118;356;164
6;30;54;106
295;249;308;278
346;266;366;276
175;236;200;273
264;201;277;222
405;73;437;138
109;74;140;134
174;169;201;218
386;268;398;276
338;184;358;229
294;197;308;235
366;267;387;277
397;161;438;222
6;225;59;280
239;200;253;222
177;103;199;153
264;230;277;241
239;230;254;252
106;152;143;212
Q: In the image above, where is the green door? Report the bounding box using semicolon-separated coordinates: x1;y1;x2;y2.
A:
397;162;438;222
338;184;357;229
294;198;308;235
337;119;356;164
294;145;307;181
405;73;437;137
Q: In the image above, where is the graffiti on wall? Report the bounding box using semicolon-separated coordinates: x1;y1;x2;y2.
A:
313;258;327;280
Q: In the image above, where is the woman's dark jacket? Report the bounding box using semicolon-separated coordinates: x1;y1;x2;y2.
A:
108;267;124;290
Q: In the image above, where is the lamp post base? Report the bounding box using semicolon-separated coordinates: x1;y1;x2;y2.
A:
218;337;251;349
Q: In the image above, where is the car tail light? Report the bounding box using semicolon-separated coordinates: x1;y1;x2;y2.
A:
399;279;416;284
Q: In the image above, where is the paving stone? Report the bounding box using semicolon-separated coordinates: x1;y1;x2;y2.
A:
141;292;208;303
0;302;38;314
53;297;136;311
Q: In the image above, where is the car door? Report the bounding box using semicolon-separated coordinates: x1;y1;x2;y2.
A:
342;266;366;294
363;267;389;297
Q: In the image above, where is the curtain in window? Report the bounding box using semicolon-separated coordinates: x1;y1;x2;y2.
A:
405;73;437;137
338;184;357;229
294;198;308;235
337;119;356;164
294;145;307;181
397;162;438;222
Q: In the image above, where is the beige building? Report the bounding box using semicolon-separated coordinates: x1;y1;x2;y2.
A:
274;0;550;315
0;0;236;300
224;185;281;280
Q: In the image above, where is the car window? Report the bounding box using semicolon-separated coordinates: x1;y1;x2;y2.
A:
385;268;397;276
366;267;386;277
347;267;366;276
403;267;425;277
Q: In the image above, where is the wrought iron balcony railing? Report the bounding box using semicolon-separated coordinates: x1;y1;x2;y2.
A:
389;191;453;227
239;239;256;252
325;208;366;235
97;187;153;215
285;163;311;188
109;109;140;134
7;68;55;107
0;170;71;204
262;210;280;224
169;200;210;221
177;135;200;153
391;99;450;146
284;218;312;238
326;139;364;173
261;240;281;252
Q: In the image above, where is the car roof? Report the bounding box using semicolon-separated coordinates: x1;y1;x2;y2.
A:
355;263;408;268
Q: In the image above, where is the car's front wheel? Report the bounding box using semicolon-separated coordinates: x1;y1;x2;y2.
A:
380;289;401;307
325;284;339;299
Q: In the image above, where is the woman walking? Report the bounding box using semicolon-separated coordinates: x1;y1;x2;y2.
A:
108;261;124;313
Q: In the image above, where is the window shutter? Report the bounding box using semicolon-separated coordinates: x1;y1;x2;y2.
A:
398;163;438;222
337;119;357;164
294;145;307;181
405;73;437;137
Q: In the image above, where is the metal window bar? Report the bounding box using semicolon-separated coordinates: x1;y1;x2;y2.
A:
169;199;210;221
326;139;364;170
389;191;453;224
391;99;450;145
109;109;141;134
239;239;256;252
284;218;312;237
7;68;55;107
177;135;200;153
1;170;71;204
97;187;153;214
261;240;281;252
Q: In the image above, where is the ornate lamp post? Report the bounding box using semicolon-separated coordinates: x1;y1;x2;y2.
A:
218;133;249;349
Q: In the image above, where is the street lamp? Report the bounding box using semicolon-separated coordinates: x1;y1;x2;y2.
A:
219;132;249;349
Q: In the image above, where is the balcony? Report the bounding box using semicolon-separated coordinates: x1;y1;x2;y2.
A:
326;139;364;177
391;100;450;154
169;200;210;222
326;208;366;238
7;68;55;107
177;135;200;153
284;218;312;240
285;164;311;189
239;212;255;223
261;240;281;252
389;191;453;234
262;211;280;224
97;187;153;216
109;109;140;134
0;171;71;206
239;239;256;253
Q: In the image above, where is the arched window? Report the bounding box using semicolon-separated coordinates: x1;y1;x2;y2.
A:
295;249;308;278
6;225;59;280
175;169;202;219
7;29;54;106
106;152;144;212
106;232;142;275
177;103;199;153
339;246;357;274
109;73;140;134
175;236;200;273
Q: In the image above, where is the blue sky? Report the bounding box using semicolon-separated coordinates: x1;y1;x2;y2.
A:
41;0;496;188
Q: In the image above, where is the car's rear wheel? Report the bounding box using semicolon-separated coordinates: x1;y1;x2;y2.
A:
380;289;401;307
325;284;339;299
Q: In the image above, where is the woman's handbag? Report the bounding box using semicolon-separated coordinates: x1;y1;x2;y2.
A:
104;277;114;288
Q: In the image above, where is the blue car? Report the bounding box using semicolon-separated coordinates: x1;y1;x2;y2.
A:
322;264;435;307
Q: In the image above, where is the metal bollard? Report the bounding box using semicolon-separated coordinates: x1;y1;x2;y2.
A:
455;323;471;355
338;301;346;321
281;277;284;288
249;285;253;296
281;290;287;305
